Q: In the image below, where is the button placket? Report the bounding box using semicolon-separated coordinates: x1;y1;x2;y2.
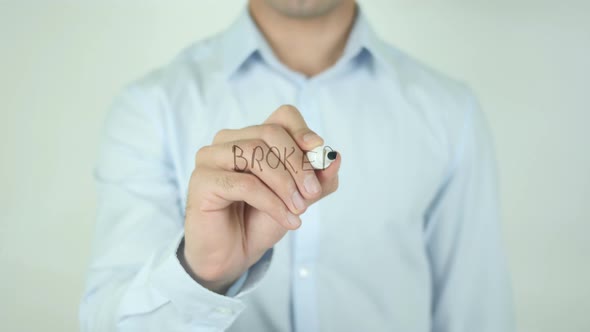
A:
290;81;322;332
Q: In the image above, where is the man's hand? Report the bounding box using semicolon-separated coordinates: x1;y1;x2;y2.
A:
180;105;341;294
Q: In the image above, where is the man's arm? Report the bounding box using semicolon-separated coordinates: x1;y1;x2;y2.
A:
79;86;261;331
79;81;340;331
424;90;515;331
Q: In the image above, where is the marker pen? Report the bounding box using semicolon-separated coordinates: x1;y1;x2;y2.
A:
306;145;338;170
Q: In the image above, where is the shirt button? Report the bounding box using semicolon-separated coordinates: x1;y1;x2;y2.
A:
298;267;310;278
214;307;233;315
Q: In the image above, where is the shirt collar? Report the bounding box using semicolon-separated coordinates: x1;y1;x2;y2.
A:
221;5;386;79
221;8;261;78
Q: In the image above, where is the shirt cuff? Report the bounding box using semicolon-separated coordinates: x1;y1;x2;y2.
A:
148;231;273;329
225;270;249;297
237;247;273;297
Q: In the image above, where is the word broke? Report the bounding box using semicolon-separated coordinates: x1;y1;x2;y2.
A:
232;145;315;173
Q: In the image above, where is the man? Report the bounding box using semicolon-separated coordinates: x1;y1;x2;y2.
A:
80;0;515;331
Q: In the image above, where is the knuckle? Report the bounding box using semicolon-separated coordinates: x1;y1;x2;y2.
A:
278;104;299;116
215;174;235;191
213;128;233;143
236;174;258;192
240;139;265;152
261;123;284;139
223;141;239;153
195;145;212;166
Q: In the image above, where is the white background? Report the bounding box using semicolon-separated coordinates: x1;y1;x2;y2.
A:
1;0;588;331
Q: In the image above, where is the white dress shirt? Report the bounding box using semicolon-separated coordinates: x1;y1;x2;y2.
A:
80;6;515;332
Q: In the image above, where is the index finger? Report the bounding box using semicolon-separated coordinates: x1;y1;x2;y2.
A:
264;104;324;150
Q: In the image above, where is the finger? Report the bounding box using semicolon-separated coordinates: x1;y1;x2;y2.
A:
196;140;308;215
212;126;322;200
315;152;341;197
264;104;324;150
195;168;302;230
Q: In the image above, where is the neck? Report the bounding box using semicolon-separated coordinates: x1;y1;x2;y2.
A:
249;0;357;77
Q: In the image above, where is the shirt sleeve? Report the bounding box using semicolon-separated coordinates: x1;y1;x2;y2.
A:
424;89;515;332
79;83;272;332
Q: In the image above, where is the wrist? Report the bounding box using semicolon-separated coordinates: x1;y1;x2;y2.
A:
176;237;235;294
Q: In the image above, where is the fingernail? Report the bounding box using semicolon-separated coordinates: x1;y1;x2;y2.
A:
287;212;301;227
292;191;306;212
304;173;321;195
303;132;321;143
